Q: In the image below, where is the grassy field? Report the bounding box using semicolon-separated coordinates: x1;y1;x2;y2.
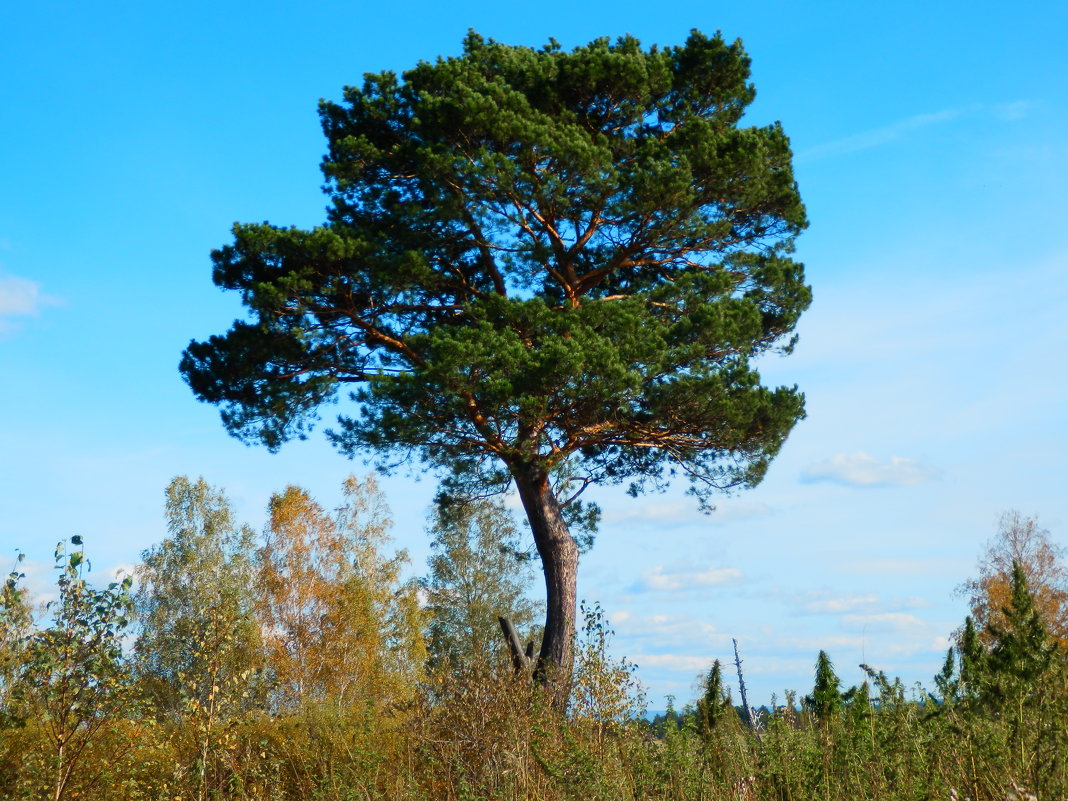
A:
2;509;1065;800
0;659;1065;801
2;594;1066;801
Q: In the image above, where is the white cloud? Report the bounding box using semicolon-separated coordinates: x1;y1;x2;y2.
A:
604;500;770;526
797;102;1029;162
777;634;868;654
604;501;693;524
634;653;717;672
639;564;743;592
772;590;935;616
803;594;880;614
838;557;966;578
931;636;953;652
92;562;137;584
7;557;139;616
709;502;773;524
799;107;967;161
0;272;59;332
992;100;1032;121
841;612;926;633
609;613;731;652
900;596;934;610
10;557;58;610
801;451;933;488
743;656;829;678
0;273;45;316
609;609;633;625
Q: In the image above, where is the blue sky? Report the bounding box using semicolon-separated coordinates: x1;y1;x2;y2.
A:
2;0;1066;706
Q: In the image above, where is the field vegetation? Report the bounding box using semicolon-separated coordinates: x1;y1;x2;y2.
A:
1;484;1065;801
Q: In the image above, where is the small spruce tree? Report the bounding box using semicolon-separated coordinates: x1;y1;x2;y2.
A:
958;615;985;702
696;659;733;737
932;646;959;706
984;560;1055;703
806;650;843;722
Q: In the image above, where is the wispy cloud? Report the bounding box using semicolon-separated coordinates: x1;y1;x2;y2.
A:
775;630;942;662
10;557;138;613
637;564;743;592
801;451;934;488
93;562;137;584
609;612;732;651
841;612;927;633
765;588;935;617
634;653;717;672
10;557;58;610
799;108;965;161
604;501;695;525
991;100;1032;121
604;500;771;527
0;274;45;316
0;272;60;333
609;609;633;625
838;557;965;578
931;635;953;652
803;594;880;614
778;634;869;654
797;101;1030;162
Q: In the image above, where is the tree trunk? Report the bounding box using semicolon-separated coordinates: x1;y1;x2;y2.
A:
498;616;532;673
512;465;579;711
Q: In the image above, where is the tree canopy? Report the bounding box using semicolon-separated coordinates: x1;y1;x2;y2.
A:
181;29;810;698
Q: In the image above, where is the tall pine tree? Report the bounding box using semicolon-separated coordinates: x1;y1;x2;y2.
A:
181;31;810;702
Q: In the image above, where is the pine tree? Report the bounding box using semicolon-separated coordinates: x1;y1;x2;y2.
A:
954;563;1058;713
932;646;959;706
181;30;811;704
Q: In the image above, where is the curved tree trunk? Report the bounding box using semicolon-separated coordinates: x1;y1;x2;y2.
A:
511;465;579;711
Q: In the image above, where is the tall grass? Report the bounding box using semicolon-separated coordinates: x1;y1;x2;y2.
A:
2;647;1066;800
3;537;1065;800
